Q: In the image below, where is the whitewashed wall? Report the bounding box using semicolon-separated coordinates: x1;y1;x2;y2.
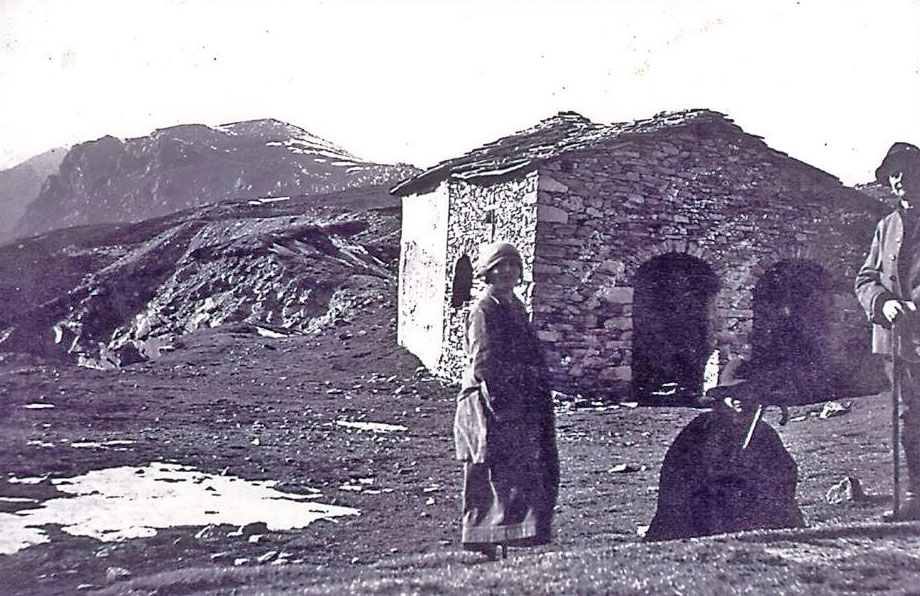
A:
397;182;449;371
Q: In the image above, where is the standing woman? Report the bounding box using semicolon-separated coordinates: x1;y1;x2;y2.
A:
453;241;559;560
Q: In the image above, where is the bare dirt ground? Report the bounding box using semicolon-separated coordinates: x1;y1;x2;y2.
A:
2;285;920;595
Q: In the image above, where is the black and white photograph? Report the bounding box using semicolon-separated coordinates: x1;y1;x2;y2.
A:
1;1;919;594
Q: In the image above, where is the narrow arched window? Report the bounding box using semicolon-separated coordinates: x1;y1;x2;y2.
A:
451;254;473;307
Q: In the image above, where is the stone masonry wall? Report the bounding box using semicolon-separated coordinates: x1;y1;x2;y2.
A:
437;172;540;380
529;125;881;401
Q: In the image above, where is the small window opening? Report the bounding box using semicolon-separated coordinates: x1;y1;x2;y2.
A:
451;254;473;307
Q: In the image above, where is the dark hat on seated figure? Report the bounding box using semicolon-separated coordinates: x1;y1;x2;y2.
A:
876;142;920;184
715;358;749;388
705;358;755;401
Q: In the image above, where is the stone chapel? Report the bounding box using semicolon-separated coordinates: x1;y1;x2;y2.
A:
393;109;886;404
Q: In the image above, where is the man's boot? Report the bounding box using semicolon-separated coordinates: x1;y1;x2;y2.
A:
888;413;920;520
890;445;920;521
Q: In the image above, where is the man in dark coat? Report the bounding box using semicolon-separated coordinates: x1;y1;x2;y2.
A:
855;142;920;520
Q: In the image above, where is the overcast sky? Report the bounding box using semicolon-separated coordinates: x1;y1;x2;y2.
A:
1;0;918;185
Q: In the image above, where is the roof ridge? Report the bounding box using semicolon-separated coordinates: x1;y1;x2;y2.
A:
391;109;743;196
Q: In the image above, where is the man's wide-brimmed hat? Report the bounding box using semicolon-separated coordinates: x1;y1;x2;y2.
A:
475;241;522;278
876;142;920;184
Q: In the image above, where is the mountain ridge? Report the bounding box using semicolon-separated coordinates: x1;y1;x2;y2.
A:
9;118;418;241
0;147;67;242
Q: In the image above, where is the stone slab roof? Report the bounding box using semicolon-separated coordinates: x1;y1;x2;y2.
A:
391;109;800;197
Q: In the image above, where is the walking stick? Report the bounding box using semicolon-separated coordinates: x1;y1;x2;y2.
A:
892;321;902;516
741;403;764;451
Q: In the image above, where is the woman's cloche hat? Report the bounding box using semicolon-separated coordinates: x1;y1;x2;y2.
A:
475;242;523;278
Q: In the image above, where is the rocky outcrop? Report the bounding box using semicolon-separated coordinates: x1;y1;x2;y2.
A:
0;187;400;367
14;119;418;240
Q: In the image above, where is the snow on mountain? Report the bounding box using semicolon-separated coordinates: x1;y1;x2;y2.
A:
10;119;418;241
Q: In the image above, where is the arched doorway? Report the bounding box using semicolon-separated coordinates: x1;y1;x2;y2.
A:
632;253;719;404
750;260;833;403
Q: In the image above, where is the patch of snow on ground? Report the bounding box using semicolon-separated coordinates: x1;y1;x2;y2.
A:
7;476;48;485
335;420;408;433
0;462;359;555
27;440;55;448
70;439;136;449
255;327;288;339
248;196;292;206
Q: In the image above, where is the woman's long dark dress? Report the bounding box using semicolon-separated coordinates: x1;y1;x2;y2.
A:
455;288;559;548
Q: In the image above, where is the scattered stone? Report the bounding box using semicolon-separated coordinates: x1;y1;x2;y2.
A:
240;521;268;536
194;524;220;540
551;390;573;402
113;342;146;366
105;567;132;583
572;396;591;409
609;463;643;473
819;401;850;419
229;521;268;538
646;411;804;541
257;550;278;563
826;476;866;505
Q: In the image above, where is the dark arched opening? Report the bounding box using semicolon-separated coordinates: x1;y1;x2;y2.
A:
450;254;473;307
749;260;833;403
632;253;719;404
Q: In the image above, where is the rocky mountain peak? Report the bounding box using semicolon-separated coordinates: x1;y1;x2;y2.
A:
9;119;418;241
